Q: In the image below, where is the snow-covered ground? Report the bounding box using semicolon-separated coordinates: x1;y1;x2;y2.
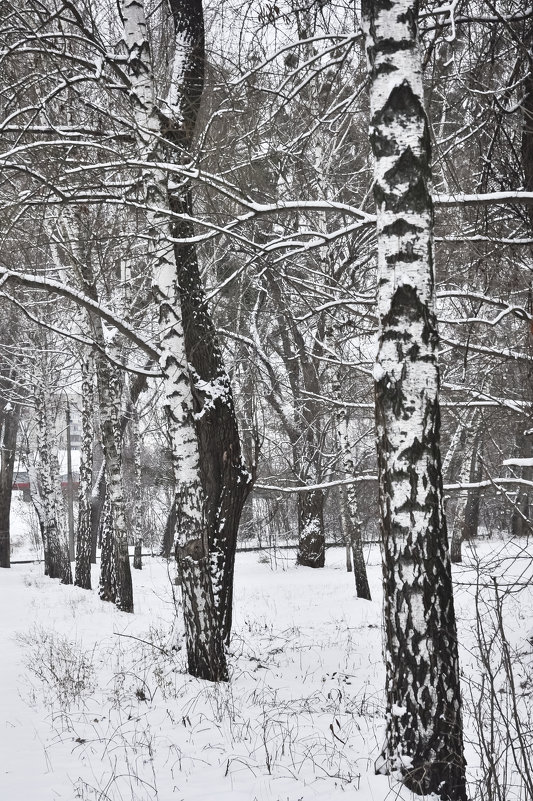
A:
1;530;532;800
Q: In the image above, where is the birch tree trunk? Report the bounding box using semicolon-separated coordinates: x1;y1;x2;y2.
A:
122;0;227;680
75;355;94;590
335;402;371;600
96;354;133;612
361;2;466;798
56;209;134;611
131;406;143;570
99;493;116;603
34;383;72;585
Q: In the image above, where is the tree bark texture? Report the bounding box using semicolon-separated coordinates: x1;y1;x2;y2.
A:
95;354;133;612
99;493;116;603
89;372;148;560
75;355;94;590
132;406;143;570
122;0;228;680
34;383;72;585
0;402;19;568
361;2;466;798
296;489;325;568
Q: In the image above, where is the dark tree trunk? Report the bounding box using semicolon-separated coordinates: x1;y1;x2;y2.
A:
177;540;228;681
362;2;466;798
160;498;177;559
463;430;483;541
163;0;251;645
296;489;325;568
0;403;19;568
133;540;142;570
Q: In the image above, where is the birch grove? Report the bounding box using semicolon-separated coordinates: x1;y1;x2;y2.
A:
1;2;533;795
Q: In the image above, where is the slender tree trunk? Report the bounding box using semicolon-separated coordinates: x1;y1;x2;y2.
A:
0;402;19;568
463;429;483;541
160;498;177;559
132;406;143;570
451;411;480;563
75;356;94;589
441;417;463;481
90;460;104;564
99;493;116;603
34;383;72;585
341;485;371;601
362;2;466;798
89;372;149;558
335;398;371;599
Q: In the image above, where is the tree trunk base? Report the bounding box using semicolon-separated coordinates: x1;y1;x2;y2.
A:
296;532;325;568
178;542;228;682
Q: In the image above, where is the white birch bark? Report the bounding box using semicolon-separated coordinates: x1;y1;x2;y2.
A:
56;209;134;612
131;405;143;570
75;354;94;590
361;2;466;798
335;402;371;600
34;379;72;585
96;353;133;611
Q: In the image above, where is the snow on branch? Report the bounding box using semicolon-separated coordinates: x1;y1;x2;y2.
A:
435;191;533;207
0;268;161;364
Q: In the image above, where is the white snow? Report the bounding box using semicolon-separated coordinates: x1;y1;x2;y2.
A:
1;534;532;801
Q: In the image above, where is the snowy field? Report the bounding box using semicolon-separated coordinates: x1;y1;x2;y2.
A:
1;528;532;801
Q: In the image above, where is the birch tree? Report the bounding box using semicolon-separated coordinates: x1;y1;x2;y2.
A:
361;2;466;797
121;0;228;680
33;366;72;585
74;354;94;589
